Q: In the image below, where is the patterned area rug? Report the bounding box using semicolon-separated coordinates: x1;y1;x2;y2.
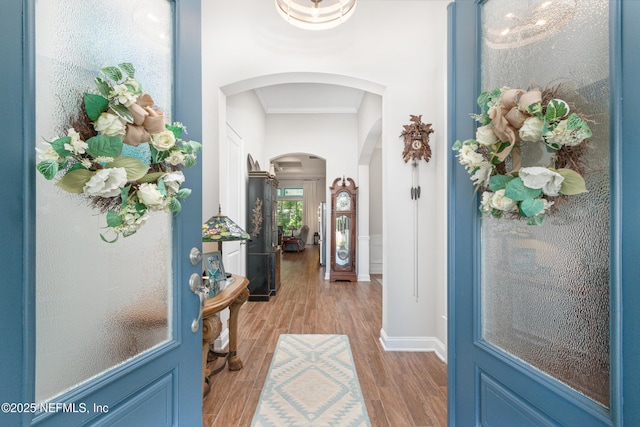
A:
252;334;371;427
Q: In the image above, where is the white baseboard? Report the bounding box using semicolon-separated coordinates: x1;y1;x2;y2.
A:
214;328;229;352
379;328;447;363
369;262;382;275
370;234;382;275
357;274;371;282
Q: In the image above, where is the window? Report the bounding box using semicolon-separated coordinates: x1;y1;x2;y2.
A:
278;187;304;232
283;187;303;197
277;200;303;230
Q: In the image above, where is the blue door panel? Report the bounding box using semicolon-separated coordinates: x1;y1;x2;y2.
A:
92;374;173;427
1;1;202;426
620;1;640;424
0;1;36;426
480;372;558;427
447;0;638;425
31;356;179;426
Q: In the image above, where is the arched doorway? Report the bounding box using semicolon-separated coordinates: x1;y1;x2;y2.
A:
220;72;383;283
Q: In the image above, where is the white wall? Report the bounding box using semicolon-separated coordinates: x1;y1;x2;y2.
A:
225;90;267;234
227;91;267;168
266;114;359;215
370;145;383;274
202;0;449;360
358;92;383;164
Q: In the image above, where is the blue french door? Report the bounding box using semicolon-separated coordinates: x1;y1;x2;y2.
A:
0;1;203;426
448;0;640;426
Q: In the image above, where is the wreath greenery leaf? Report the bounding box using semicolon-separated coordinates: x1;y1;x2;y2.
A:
83;93;110;121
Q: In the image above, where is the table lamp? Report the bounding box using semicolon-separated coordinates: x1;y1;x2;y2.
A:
202;205;250;243
200;205;250;378
202;205;250;278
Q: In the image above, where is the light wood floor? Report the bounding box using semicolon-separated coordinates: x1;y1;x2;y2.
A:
202;246;447;427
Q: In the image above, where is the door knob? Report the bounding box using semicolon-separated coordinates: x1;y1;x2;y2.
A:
189;272;201;293
189;247;202;265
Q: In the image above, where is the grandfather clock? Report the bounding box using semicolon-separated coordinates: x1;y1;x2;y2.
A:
329;176;358;282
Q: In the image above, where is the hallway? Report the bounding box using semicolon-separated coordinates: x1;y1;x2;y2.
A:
203;246;447;426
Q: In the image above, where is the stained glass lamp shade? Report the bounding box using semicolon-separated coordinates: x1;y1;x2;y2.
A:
202;206;250;242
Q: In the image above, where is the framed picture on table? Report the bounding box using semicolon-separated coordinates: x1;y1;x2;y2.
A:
204;251;226;285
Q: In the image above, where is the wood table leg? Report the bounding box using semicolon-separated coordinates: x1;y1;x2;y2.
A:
227;288;250;371
202;315;222;396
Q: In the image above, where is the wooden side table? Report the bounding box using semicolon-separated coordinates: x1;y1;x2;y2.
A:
201;274;250;396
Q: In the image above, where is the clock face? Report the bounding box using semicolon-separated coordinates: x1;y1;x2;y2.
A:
336;192;350;211
412;139;422;150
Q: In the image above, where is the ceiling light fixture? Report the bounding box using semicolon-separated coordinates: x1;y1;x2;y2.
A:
485;0;576;49
275;0;357;30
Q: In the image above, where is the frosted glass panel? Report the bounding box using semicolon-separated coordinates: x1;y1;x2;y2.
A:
35;0;174;402
480;0;610;407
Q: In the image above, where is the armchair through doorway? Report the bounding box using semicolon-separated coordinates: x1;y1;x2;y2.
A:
282;225;309;252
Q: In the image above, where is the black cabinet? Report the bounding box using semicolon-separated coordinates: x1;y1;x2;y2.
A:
246;171;279;301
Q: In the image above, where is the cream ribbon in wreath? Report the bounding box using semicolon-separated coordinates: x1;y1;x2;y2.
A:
124;94;166;147
488;89;542;172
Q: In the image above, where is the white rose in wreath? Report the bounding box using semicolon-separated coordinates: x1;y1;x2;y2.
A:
83;167;127;197
458;143;485;168
545;119;590;147
520;166;564;197
544;120;572;147
490;189;518;211
64;128;89;154
36;141;59;161
163;171;185;194
94;112;127;137
476;124;500;146
115;203;150;234
150;130;176;151
519;116;544;142
111;83;139;107
480;191;493;214
137;183;165;208
471;163;492;187
166;150;186;166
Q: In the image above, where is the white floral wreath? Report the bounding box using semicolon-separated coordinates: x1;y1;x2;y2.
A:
453;86;592;225
36;63;202;242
